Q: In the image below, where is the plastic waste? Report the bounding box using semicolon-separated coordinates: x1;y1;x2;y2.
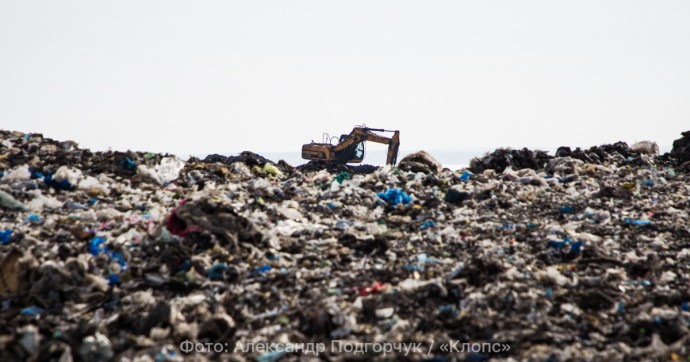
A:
89;237;127;269
631;140;659;155
258;350;286;362
21;306;44;316
420;220;435;230
444;188;469;205
79;333;114;361
2;130;690;360
207;263;228;281
1;165;31;182
335;171;351;184
0;190;27;211
0;229;11;244
18;325;40;356
626;219;652;226
262;162;283;177
398;150;442;174
121;158;137;170
44;173;73;191
377;188;412;206
137;156;185;185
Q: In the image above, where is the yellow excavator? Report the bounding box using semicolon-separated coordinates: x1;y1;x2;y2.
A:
302;127;400;165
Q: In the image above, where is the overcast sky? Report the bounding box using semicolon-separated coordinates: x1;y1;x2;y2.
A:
1;1;689;159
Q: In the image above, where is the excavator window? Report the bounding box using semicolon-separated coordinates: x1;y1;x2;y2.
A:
354;141;364;160
338;134;364;162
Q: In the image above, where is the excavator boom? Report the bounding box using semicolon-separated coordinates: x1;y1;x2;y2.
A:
301;126;400;165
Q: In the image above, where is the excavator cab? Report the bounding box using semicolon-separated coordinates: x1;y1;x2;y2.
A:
339;134;365;162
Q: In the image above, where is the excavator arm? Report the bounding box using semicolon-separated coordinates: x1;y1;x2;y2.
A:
332;127;400;165
363;130;400;165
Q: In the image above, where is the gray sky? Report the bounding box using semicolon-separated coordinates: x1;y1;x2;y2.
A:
1;1;689;159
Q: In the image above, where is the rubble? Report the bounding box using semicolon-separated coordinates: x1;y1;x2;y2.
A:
671;131;690;163
398;150;442;174
631;140;660;155
1;129;690;360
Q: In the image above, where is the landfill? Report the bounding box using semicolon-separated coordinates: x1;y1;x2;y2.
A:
1;129;690;361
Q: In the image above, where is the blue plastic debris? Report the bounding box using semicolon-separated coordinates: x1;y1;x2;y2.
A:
416;253;435;264
625;219;652;226
26;214;41;223
570;241;584;253
326;202;337;209
547;240;568;250
439;305;453;312
439;304;460;318
21;306;45;316
178;260;192;272
121;158;137;170
89;237;107;256
256;264;272;274
681;302;689;312
643;178;654;187
420;220;436;230
459;170;472;181
335;219;353;230
88;237;127;269
155;349;179;362
404;264;424;272
0;229;12;244
154;346;180;362
559;206;575;214
617;301;625;314
257;350;286;362
43;173;72;190
377;188;412;206
44;173;73;191
207;263;228;281
547;237;583;254
30;169;44;179
109;251;126;268
108;274;122;286
545;288;553;299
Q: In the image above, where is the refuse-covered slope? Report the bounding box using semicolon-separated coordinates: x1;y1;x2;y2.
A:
1;130;690;361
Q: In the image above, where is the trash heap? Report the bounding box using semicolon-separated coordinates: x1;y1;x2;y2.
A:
1;129;690;361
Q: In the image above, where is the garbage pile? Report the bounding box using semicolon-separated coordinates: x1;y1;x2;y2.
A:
1;129;690;361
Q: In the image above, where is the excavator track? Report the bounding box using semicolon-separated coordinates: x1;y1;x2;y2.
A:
296;160;379;174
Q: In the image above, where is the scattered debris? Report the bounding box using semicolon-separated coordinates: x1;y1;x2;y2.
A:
1;129;690;360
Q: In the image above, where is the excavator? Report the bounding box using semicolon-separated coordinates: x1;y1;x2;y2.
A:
301;126;400;165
